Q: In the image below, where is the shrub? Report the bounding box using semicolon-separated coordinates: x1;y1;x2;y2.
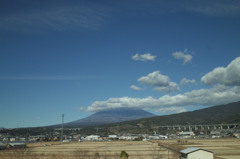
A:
120;151;129;159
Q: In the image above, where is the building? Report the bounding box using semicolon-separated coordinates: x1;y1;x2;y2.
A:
177;131;195;138
180;147;214;159
86;135;100;141
8;143;27;149
108;135;118;140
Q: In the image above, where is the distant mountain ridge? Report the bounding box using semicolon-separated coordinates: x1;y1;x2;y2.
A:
49;101;240;129
113;101;240;127
71;101;240;135
58;108;155;127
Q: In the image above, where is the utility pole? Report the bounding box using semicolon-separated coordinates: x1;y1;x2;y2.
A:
61;114;64;142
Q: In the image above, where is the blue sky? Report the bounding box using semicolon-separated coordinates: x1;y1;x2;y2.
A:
1;0;240;128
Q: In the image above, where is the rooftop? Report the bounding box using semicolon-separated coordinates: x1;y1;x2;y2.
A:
180;147;213;154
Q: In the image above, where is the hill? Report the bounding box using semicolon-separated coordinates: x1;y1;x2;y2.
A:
57;108;155;127
107;101;240;127
88;101;240;135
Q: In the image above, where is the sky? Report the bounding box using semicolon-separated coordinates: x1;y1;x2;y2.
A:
0;0;240;128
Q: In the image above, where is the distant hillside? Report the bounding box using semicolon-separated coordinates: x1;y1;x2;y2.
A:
53;108;155;127
111;101;240;127
79;101;239;135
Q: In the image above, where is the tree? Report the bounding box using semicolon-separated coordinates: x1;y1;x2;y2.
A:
120;151;129;159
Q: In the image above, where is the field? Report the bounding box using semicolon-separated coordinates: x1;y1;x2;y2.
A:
0;139;240;159
0;141;178;159
158;138;240;159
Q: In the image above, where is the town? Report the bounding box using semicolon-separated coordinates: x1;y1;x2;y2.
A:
1;124;239;144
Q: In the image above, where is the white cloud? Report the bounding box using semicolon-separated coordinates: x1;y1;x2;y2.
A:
155;107;187;114
138;71;169;86
154;82;179;92
132;53;156;61
87;84;240;112
138;71;179;92
172;49;193;64
130;85;144;91
180;78;196;85
201;57;240;86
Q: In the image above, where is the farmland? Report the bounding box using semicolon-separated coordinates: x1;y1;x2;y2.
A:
0;139;240;159
158;138;240;159
0;141;178;159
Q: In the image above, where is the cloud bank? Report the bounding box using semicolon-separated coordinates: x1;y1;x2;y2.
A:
201;57;240;86
87;84;240;112
87;57;240;113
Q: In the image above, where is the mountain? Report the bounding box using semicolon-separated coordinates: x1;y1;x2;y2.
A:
60;108;155;127
49;101;240;130
112;101;240;127
79;101;240;135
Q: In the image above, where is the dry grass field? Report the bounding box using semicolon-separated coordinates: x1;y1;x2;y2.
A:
158;138;240;159
0;139;239;159
0;141;179;159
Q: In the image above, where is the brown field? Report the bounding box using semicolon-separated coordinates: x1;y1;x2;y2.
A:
158;138;240;159
0;141;179;159
0;139;239;159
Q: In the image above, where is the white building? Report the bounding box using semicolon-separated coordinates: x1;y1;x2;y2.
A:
119;135;138;140
159;135;168;139
180;147;214;159
108;135;118;140
178;131;194;136
178;131;195;138
86;135;100;141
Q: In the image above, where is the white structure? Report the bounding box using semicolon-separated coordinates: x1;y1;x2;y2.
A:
180;147;214;159
108;135;118;140
159;135;168;139
119;135;138;140
178;131;195;138
86;135;100;141
178;131;194;136
149;136;160;140
9;143;26;148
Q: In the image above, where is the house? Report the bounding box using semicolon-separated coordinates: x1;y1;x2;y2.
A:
119;135;139;141
86;135;100;141
177;131;195;138
180;147;214;159
8;143;26;149
149;135;160;140
108;135;118;140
